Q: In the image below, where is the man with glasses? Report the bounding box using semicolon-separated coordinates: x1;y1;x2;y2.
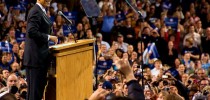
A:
196;68;206;79
199;79;209;91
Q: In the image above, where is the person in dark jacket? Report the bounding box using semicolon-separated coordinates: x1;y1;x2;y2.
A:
23;0;58;99
89;58;145;100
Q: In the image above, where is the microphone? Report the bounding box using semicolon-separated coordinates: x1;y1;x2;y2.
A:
58;11;72;25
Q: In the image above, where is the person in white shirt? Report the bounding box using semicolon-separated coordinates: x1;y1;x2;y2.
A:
151;59;162;77
96;33;110;50
183;25;201;47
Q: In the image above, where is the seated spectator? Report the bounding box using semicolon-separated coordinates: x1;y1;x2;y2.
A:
177;64;186;76
127;45;134;58
0;52;14;71
195;68;206;79
98;44;108;58
76;23;85;39
181;53;194;74
1;69;9;86
85;28;94;39
200;53;210;70
129;52;137;66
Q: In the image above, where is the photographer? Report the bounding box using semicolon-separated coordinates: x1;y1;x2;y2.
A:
0;74;19;98
89;58;145;100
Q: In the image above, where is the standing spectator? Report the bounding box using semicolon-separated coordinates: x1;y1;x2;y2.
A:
140;27;151;48
0;2;8;21
164;41;178;67
123;18;135;44
101;9;115;44
96;33;110;50
201;27;210;55
195;20;204;36
183;25;201;47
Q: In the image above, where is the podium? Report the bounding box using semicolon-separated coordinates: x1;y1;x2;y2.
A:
45;39;94;100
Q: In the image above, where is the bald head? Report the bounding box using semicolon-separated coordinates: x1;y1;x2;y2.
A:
7;74;18;87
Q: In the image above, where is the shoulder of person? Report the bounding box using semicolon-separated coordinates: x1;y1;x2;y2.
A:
123;42;129;45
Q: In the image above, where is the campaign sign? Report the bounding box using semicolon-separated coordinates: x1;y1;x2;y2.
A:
115;12;126;22
63;25;71;36
63;25;77;36
168;67;179;77
96;60;113;75
0;42;13;52
164;17;178;30
16;32;26;43
80;0;100;17
63;12;78;25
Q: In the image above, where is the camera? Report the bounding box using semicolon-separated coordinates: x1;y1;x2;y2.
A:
164;87;170;91
163;80;169;86
188;80;192;84
9;86;18;94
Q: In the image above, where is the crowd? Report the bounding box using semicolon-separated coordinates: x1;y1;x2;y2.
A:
0;0;210;99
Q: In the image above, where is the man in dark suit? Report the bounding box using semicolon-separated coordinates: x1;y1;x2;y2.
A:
23;0;58;100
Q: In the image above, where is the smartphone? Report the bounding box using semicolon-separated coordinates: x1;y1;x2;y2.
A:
162;75;168;79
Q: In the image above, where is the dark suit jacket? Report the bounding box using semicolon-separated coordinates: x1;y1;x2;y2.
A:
24;4;53;67
126;80;145;100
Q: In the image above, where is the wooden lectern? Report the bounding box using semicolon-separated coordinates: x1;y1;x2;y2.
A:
45;39;94;100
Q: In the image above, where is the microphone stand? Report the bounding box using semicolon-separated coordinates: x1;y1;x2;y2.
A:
138;16;145;89
88;16;99;90
126;0;145;89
